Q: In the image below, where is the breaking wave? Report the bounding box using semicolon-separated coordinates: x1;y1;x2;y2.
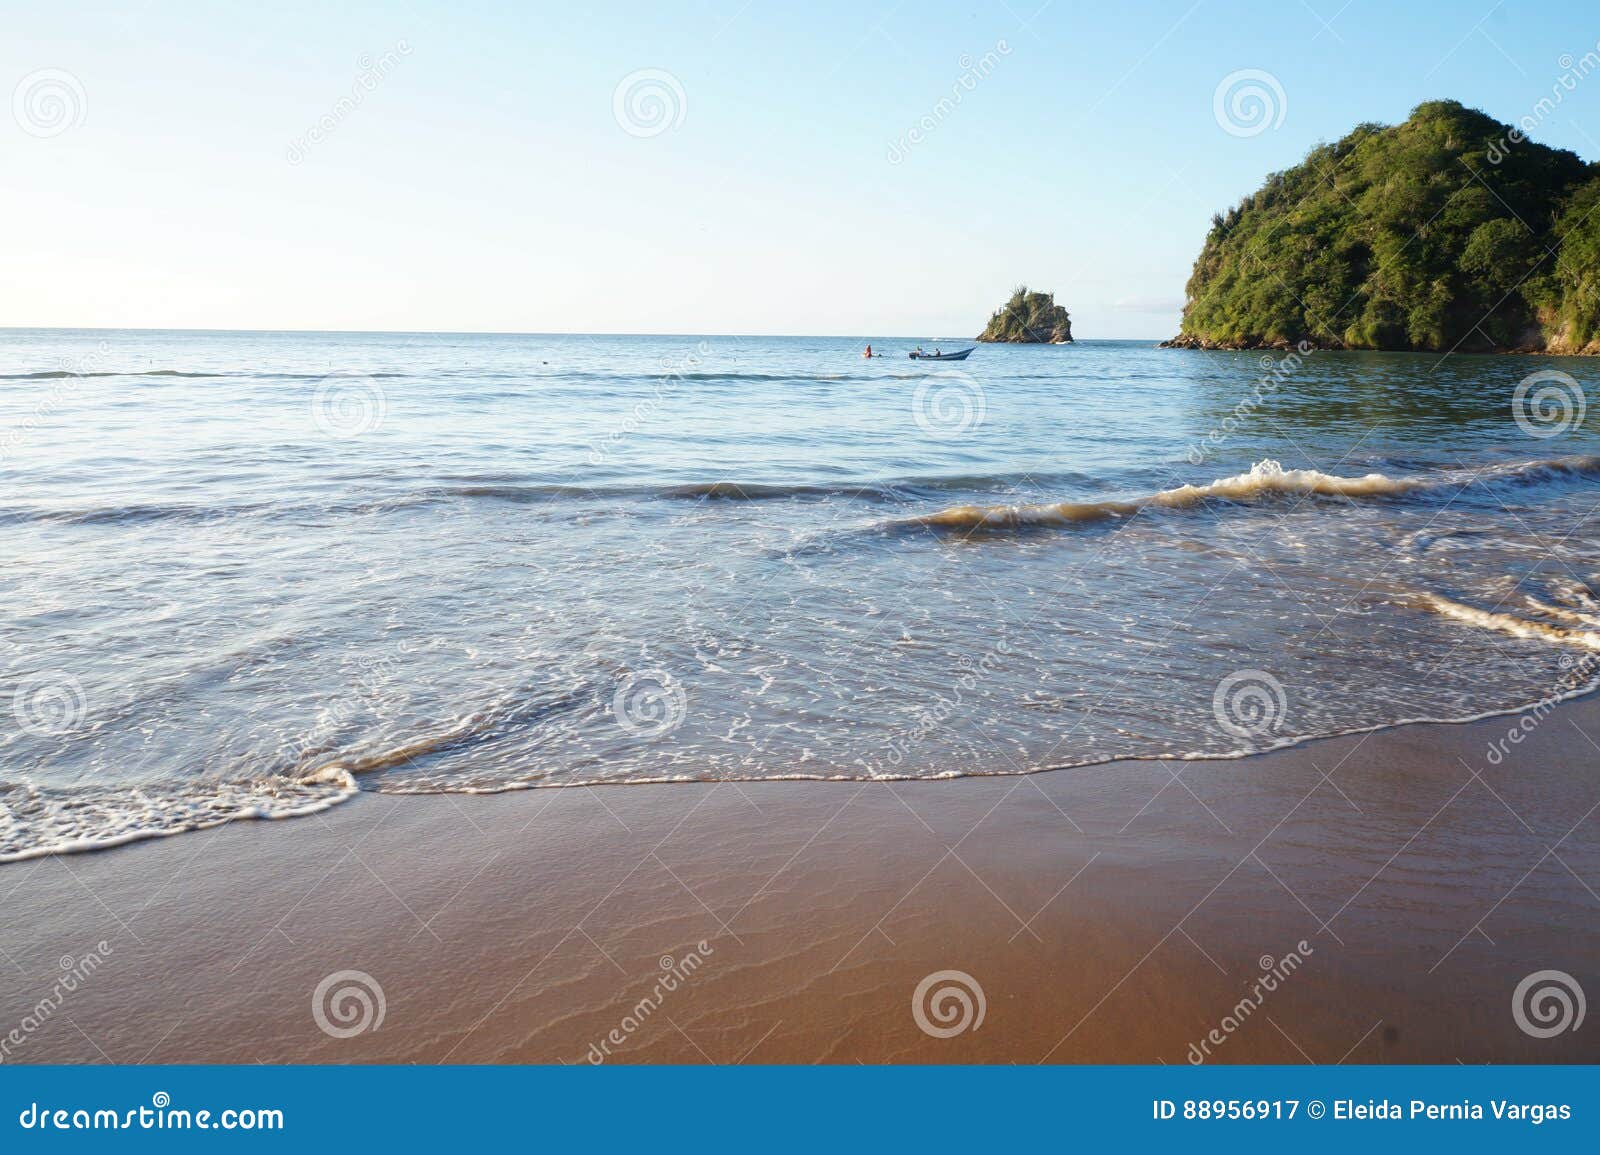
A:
889;456;1600;534
1419;593;1600;651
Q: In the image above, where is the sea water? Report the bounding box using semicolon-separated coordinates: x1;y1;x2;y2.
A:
3;329;1598;858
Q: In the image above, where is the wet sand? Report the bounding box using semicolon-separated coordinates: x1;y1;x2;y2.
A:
2;696;1598;1065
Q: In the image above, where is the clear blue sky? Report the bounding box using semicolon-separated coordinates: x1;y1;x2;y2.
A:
4;0;1598;337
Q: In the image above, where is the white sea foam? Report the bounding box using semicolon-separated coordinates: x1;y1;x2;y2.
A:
902;457;1600;533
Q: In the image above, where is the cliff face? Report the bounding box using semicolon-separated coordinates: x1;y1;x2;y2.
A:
1171;100;1600;353
978;287;1074;343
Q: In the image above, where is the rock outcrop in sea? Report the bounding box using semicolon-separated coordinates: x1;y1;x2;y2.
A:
978;286;1074;343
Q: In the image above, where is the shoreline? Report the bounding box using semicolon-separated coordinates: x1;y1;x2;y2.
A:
7;673;1598;868
1158;334;1600;355
3;691;1598;1064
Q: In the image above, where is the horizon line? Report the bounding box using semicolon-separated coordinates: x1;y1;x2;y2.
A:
0;324;1170;342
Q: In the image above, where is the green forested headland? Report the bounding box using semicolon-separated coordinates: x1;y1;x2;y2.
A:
1170;101;1600;354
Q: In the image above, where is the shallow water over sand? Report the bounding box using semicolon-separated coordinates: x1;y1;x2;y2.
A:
3;329;1599;858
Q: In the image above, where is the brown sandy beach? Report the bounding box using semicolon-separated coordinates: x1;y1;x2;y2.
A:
2;695;1597;1065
